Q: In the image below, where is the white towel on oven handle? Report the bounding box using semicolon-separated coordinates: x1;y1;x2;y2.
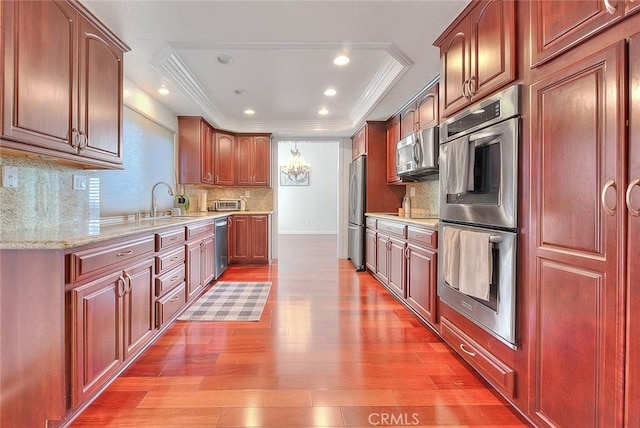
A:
443;227;461;289
444;136;474;194
458;230;493;301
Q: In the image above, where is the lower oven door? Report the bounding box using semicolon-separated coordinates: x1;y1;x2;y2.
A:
437;221;517;347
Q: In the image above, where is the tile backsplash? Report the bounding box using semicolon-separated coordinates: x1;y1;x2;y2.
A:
405;179;439;218
182;185;274;213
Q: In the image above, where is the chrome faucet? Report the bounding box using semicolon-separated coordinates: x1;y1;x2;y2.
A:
151;181;174;218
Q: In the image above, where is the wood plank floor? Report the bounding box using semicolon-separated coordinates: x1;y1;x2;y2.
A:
71;235;530;427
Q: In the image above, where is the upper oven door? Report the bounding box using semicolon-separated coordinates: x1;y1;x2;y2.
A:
439;117;519;229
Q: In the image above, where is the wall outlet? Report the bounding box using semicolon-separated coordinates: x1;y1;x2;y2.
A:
410;186;416;197
245;190;251;198
72;174;87;191
1;166;18;188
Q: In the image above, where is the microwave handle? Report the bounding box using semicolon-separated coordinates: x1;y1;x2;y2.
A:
413;139;423;164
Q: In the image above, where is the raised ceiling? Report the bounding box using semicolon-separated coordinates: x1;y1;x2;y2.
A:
83;0;468;136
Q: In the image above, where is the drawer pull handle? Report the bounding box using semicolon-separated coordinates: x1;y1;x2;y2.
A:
170;275;180;281
124;272;133;293
170;256;180;262
116;250;134;257
169;295;180;302
459;343;476;357
169;236;179;241
414;234;423;238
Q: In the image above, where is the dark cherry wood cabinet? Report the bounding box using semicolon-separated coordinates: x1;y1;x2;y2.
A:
352;125;367;160
215;132;236;186
228;214;269;263
236;134;271;187
185;222;215;302
387;237;406;298
1;0;127;168
70;257;154;408
405;226;438;326
625;31;640;428
375;233;390;284
416;84;439;131
365;227;377;271
385;115;402;184
178;117;215;185
528;41;625;428
399;103;417;139
434;0;516;118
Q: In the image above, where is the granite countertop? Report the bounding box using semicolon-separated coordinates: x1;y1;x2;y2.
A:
0;211;273;250
365;213;439;229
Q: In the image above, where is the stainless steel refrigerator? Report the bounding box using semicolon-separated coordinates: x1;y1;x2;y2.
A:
348;156;366;271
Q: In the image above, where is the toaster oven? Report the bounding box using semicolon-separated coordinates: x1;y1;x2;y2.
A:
214;199;242;211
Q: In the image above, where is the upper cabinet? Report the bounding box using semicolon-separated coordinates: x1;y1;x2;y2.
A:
386;115;402;184
530;0;640;67
178;117;215;185
214;132;236;186
236;135;271;187
399;104;417;139
352;125;367;160
1;0;128;169
398;83;439;139
434;0;516;118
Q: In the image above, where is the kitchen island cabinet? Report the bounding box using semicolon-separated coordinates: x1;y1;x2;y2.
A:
433;0;515;118
1;0;128;169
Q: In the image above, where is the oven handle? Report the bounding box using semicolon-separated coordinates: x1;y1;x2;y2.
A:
470;131;503;146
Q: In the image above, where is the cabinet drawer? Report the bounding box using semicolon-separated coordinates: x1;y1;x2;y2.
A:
156;282;186;329
71;236;155;282
156;246;185;274
440;317;515;399
155;264;185;297
377;220;406;238
155;228;185;251
365;217;377;229
407;226;437;249
186;222;214;240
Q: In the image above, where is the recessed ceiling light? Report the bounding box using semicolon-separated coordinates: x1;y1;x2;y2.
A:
217;54;234;65
333;55;350;66
158;86;170;95
234;89;248;95
318;108;329;115
244;109;255;115
324;88;337;96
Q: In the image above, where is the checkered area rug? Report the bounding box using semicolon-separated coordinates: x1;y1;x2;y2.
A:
178;281;271;321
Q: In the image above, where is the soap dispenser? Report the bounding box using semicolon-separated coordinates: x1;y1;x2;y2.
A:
402;195;411;218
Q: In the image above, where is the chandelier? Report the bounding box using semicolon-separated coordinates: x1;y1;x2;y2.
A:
281;142;310;183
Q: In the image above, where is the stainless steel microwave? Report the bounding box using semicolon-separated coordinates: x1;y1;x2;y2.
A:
396;126;439;179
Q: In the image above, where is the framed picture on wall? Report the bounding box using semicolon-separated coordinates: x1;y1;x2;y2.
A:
280;166;310;186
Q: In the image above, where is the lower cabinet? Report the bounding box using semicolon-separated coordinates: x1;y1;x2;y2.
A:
70;257;154;408
229;214;269;263
367;217;438;326
185;224;215;303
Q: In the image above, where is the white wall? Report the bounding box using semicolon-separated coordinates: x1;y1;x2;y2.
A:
277;141;339;234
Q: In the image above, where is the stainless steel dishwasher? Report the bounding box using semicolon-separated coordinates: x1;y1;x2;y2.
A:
214;217;228;279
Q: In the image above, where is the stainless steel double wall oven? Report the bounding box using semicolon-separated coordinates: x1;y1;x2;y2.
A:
437;84;520;347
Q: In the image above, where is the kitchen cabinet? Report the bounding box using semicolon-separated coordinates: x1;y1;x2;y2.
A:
374;220;408;299
1;0;128;169
70;257;154;408
399;104;417;140
214;132;236;185
155;228;187;329
375;233;390;284
385;115;403;185
178;117;215;185
236;134;271;187
185;222;215;303
528;39;627;428
399;83;439;138
529;0;640;67
228;214;270;263
387;237;406;298
405;226;438;325
625;31;640;428
433;0;515;118
352;125;367;159
365;227;377;271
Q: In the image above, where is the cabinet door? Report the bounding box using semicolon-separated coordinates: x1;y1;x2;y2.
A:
386;115;401;184
365;228;377;271
439;17;471;118
416;85;439;131
387;238;406;298
250;214;269;262
71;271;124;408
186;241;203;302
2;0;77;153
215;133;236;185
529;42;624;428
406;244;437;325
231;215;250;262
530;0;623;66
77;17;124;165
626;32;640;428
399;103;417;139
252;135;271;186
202;235;215;285
227;217;235;263
236;136;253;186
468;0;515;102
628;0;640;14
202;123;215;184
375;234;390;284
122;259;155;361
352;126;366;160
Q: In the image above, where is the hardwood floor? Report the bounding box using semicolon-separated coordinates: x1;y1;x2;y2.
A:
71;234;530;427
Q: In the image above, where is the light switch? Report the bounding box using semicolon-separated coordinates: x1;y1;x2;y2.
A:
410;186;416;197
2;166;18;188
245;190;251;198
73;174;87;191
